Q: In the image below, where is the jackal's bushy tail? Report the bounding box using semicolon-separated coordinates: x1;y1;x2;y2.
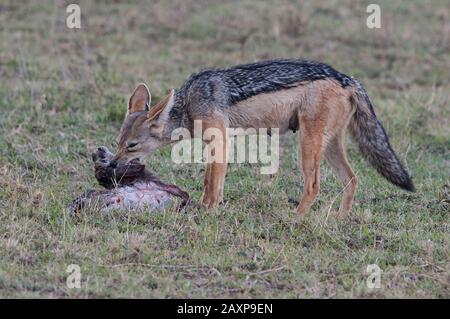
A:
349;81;415;191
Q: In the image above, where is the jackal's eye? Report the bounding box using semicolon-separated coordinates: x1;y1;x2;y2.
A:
127;142;139;151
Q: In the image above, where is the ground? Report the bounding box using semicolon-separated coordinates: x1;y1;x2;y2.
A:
0;0;449;298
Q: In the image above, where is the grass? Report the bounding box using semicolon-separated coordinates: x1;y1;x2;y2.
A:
0;0;449;298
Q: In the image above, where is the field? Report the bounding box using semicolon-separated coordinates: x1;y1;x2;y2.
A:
0;0;449;298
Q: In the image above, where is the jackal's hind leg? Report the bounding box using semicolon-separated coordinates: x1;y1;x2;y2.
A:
325;133;357;216
297;126;324;215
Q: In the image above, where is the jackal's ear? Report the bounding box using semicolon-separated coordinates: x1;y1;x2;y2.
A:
147;89;175;125
128;83;151;114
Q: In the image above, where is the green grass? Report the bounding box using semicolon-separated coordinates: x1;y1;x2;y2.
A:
0;0;449;298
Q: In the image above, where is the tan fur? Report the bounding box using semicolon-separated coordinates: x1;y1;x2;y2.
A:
226;79;357;216
129;83;150;114
147;90;174;121
196;114;228;208
113;88;178;165
297;80;355;215
117;80;361;216
228;82;305;132
325;129;357;215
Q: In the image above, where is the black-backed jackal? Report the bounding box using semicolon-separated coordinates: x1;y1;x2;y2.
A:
112;59;415;216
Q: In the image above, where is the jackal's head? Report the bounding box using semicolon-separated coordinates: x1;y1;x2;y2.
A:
112;83;175;166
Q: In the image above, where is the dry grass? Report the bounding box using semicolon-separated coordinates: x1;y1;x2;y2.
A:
0;0;449;298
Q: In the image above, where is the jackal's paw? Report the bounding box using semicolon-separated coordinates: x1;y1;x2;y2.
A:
335;208;351;219
296;205;309;216
296;211;307;224
201;192;220;209
200;192;210;208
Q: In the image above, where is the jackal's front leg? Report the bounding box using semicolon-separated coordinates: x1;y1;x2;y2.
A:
200;116;228;209
202;161;227;208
